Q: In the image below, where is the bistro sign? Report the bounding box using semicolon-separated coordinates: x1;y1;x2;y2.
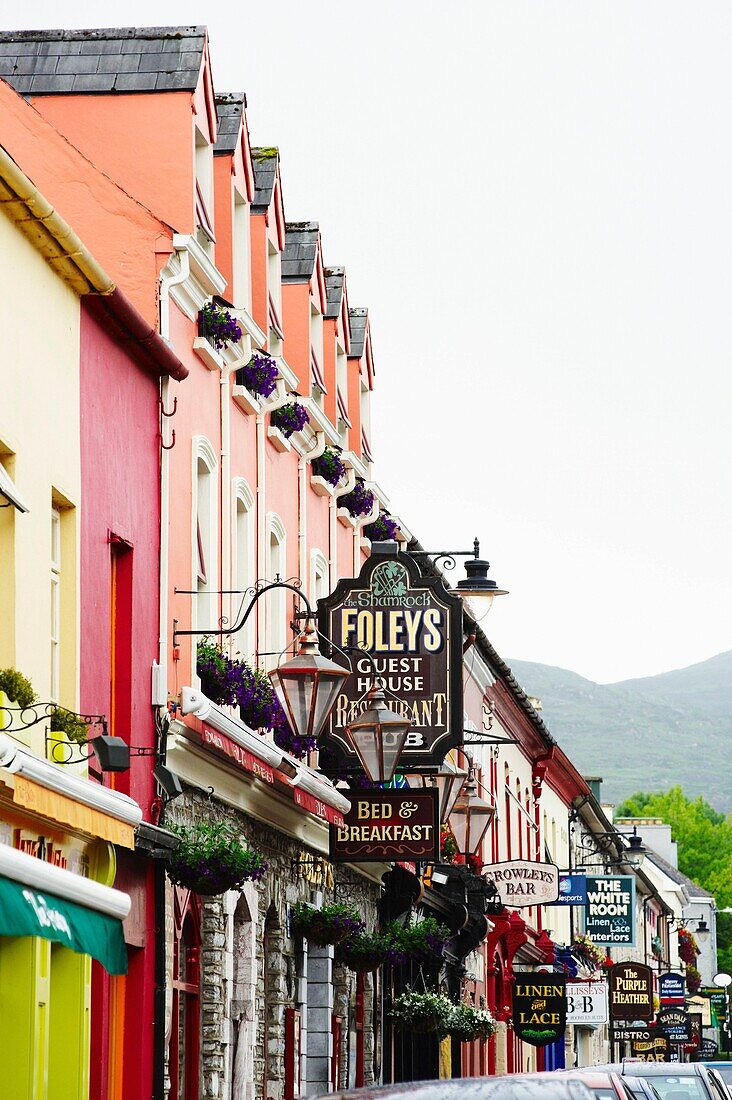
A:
329;789;439;863
483;860;559;907
318;550;464;772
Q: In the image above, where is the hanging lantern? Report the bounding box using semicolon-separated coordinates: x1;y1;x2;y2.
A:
345;684;412;784
269;623;350;742
405;755;469;823
449;767;496;856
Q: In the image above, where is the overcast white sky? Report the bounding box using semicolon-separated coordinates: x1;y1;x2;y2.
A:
6;2;732;683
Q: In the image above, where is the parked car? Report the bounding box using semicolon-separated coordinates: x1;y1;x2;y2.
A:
320;1076;597;1100
557;1070;637;1100
577;1062;729;1100
701;1066;732;1094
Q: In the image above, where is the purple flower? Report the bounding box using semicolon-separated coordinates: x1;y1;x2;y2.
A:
339;480;375;518
363;513;400;542
240;352;279;398
199;302;243;350
271;401;310;438
313;447;346;488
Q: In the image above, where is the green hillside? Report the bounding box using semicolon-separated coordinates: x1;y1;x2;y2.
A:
507;654;732;813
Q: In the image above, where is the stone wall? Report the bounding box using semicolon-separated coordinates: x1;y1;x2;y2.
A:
167;791;380;1100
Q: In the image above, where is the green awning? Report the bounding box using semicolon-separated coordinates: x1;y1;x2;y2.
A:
0;874;127;975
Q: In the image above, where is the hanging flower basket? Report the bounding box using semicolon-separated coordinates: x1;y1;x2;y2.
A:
270;401;310;438
363;513;400;542
389;917;452;964
390;990;455;1036
291;903;365;946
685;964;702;994
339;479;374;519
166;821;268;896
678;928;699;964
448;1003;497;1043
336;929;402;972
198;301;243;350
238;351;279;399
571;933;606;973
312;447;347;488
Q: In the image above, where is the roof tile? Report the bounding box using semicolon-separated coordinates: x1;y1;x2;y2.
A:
114;71;158;92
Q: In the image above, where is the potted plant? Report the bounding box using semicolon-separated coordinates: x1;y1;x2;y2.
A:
390;990;455;1036
291;902;365;946
390;917;451;964
336;929;401;972
571;933;607;973
678;927;699;964
363;513;400;542
270;401;310;439
198;301;243;351
312;447;346;490
448;1002;497;1042
0;668;37;708
339;479;374;519
50;707;89;744
238;351;279;399
166;820;268;895
685;964;702;994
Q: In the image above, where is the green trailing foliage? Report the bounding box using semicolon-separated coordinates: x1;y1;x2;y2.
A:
0;668;37;708
50;707;89;744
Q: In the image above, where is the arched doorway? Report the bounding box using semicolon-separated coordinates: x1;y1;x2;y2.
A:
169;888;201;1100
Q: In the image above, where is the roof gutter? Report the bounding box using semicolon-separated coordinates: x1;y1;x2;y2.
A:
0;143;187;382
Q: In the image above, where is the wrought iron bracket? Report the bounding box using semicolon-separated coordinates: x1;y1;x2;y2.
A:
1;700;106;738
172;576;315;647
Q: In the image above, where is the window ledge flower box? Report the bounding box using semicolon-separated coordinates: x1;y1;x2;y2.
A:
193;335;225;372
337;507;358;528
232;384;261;416
267;425;291;453
310;473;335;497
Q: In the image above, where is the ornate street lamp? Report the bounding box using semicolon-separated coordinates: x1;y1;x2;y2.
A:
454;540;508;623
405;755;469;823
269;623;351;743
345;684;412;784
448;765;496;856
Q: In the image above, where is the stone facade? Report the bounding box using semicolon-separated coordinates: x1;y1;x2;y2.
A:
167;791;380;1099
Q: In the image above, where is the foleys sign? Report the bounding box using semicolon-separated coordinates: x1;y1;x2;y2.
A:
584;875;635;946
512;974;567;1047
483;861;559;907
609;962;654;1020
329;789;439;863
318;549;463;772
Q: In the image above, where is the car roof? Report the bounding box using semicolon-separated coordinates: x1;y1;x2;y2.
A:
620;1064;705;1075
322;1077;597;1100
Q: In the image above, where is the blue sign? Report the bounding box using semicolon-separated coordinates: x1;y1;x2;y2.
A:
548;874;587;906
659;972;686;1002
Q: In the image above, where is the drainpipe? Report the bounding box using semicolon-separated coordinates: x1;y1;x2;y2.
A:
299;432;327;604
154;245;189;1100
331;465;356;590
352;484;380;572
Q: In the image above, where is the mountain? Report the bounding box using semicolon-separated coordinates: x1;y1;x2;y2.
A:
506;652;732;813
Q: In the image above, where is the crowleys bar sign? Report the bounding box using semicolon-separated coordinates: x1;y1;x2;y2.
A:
329;789;439;863
483;860;559;907
317;549;464;772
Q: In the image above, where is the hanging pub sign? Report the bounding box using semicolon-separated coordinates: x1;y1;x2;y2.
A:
548;874;587;906
329;788;439;863
566;981;608;1025
609;962;654;1020
703;987;728;1021
483;860;560;907
512;973;567;1047
659;972;686;1004
612;1025;656;1043
317;549;464;773
583;875;635;946
656;1006;691;1041
630;1029;669;1062
700;1038;719;1058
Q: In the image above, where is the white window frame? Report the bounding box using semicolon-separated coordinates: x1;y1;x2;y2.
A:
192;437;219;656
233;188;251;311
50;507;61;702
266;513;287;661
309;549;329;609
232;478;255;663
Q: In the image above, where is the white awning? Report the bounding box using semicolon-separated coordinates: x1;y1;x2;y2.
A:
0;460;29;513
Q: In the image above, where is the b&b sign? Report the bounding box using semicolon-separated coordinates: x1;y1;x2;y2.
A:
329;789;439;863
566;981;608;1025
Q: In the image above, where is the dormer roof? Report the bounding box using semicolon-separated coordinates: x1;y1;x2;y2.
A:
348;307;368;358
214;92;246;155
251;147;279;212
324;267;345;319
282;221;319;283
0;26;206;95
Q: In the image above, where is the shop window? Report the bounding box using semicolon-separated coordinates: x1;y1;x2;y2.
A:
169;890;201;1100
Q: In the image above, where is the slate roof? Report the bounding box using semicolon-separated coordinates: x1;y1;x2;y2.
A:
0;26;205;95
214;92;245;155
324;267;345;319
646;849;714;899
348;307;368;357
251;148;278;211
282;222;319;283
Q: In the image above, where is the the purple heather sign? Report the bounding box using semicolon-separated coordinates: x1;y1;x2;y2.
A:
318;550;464;773
329;789;439;863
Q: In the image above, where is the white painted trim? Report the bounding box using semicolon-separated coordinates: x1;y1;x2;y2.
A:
232;305;266;348
193;336;225;372
0;459;29;513
0;843;131;920
309;548;329;605
291;770;351;815
0;734;142;826
300;396;340;446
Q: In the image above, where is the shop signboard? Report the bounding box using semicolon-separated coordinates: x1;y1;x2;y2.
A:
699;1038;718;1058
548;874;587;906
329;788;439;863
566;981;608;1025
512;974;567;1047
630;1030;669;1062
703;987;728;1021
659;971;686;1004
482;860;559;907
612;1025;656;1042
584;875;635;946
318;550;464;772
609;962;654;1020
687;995;712;1027
656;1006;691;1042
